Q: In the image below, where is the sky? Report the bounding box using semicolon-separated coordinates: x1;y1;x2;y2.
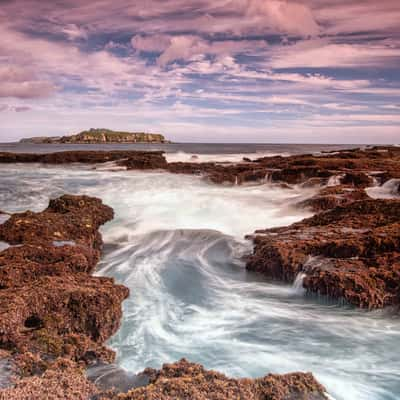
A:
0;0;400;143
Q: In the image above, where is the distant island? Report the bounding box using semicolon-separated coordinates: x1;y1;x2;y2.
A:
20;128;170;144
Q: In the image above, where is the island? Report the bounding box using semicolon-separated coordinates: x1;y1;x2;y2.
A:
19;128;169;144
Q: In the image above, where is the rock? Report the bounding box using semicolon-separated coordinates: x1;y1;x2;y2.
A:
247;199;400;309
115;359;327;400
0;358;98;400
117;152;167;170
297;185;370;212
0;274;128;355
86;362;149;393
341;172;373;188
0;151;166;166
167;162;268;185
0;195;128;367
0;194;113;248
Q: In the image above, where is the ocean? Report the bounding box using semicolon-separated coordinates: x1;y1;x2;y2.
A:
0;143;399;400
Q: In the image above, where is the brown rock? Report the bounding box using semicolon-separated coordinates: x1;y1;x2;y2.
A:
116;152;167;170
117;359;327;400
0;358;98;400
341;172;373;188
297;185;370;212
247;199;400;309
0;195;128;366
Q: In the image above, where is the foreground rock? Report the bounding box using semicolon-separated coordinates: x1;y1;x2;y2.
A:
0;195;129;398
99;359;327;400
0;359;98;400
247;199;400;309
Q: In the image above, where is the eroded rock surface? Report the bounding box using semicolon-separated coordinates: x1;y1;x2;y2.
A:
90;360;327;400
247;199;400;309
111;359;327;400
0;195;129;398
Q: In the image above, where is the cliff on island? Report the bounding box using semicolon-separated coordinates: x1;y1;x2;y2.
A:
19;128;169;144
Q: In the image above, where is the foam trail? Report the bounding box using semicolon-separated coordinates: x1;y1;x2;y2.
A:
367;179;400;199
292;272;306;294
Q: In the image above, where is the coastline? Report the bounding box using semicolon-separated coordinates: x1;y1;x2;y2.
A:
0;146;399;398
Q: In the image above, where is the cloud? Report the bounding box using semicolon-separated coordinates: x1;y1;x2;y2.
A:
0;81;55;99
131;34;172;53
0;0;399;143
61;24;88;41
245;0;320;36
0;105;32;112
270;39;400;69
314;0;400;35
0;65;56;99
154;35;267;66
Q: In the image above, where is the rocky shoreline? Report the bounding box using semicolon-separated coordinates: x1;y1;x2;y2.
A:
0;145;399;398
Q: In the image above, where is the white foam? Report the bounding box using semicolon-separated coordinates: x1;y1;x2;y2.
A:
327;174;344;186
292;272;306;294
165;151;290;164
366;179;400;199
0;241;10;252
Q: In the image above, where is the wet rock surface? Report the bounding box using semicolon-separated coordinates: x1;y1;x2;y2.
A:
0;150;167;166
297;185;370;212
247;199;400;310
108;359;327;400
0;195;128;399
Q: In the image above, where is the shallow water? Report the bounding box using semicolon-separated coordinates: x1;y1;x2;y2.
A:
0;159;400;400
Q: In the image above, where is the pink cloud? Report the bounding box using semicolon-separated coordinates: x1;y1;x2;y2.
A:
269;39;400;68
131;34;172;52
0;65;55;99
245;0;320;36
61;24;88;41
0;81;55;99
154;35;267;66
